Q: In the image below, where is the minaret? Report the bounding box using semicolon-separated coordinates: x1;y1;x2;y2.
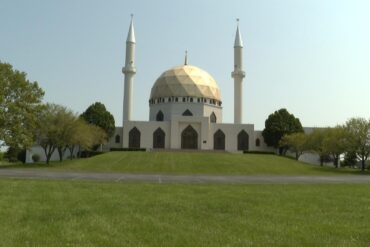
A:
231;19;245;124
122;14;136;123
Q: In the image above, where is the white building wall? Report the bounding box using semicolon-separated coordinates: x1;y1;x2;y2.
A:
149;102;222;123
122;121;171;149
211;123;255;151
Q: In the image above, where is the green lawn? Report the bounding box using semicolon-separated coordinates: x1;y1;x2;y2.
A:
0;179;369;246
4;151;364;175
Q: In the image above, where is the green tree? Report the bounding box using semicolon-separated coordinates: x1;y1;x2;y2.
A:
279;132;308;160
54;108;78;162
306;128;331;166
262;108;303;154
345;118;370;171
322;126;347;168
36;104;63;164
80;102;115;141
341;151;358;168
0;62;44;149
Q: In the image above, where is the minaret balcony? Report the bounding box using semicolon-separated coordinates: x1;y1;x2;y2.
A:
231;70;245;78
122;66;136;74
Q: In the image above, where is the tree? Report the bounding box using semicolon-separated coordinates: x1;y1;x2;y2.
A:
80;102;115;141
0;62;44;149
306;128;331;166
345;118;370;171
262;108;303;154
54;108;78;162
279;132;308;160
36;104;64;164
322;126;347;168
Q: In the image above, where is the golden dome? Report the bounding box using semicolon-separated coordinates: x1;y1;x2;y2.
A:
150;65;221;101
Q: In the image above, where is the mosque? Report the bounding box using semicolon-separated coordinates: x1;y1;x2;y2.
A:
26;17;324;164
104;17;272;153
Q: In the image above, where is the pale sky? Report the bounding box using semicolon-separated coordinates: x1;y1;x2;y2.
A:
1;0;369;129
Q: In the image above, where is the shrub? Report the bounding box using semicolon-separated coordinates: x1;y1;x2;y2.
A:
5;147;26;163
0;152;3;161
79;150;104;158
243;150;275;155
32;154;40;162
110;148;146;152
341;152;358;168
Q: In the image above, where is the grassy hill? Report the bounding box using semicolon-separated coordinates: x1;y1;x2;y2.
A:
6;151;363;175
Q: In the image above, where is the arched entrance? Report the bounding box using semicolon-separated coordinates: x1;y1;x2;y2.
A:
181;125;198;149
237;130;249;151
153;128;165;148
129;127;141;148
213;129;225;150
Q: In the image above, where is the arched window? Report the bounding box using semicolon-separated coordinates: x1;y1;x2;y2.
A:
153;128;165;148
237;130;249;151
210;112;217;123
182;109;193;116
115;134;120;144
214;129;225;150
156;111;164;121
255;138;260;147
129;127;141;148
181;125;198;149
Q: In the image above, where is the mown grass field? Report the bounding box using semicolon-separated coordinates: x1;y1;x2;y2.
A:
0;179;369;247
2;151;365;175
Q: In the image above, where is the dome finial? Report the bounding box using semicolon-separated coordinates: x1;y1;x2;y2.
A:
184;50;188;65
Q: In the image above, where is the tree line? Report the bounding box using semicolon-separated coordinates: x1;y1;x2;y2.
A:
0;62;115;164
262;109;370;171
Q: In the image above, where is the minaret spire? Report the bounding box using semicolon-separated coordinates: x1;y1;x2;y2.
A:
234;18;243;47
126;14;135;43
231;18;246;124
122;14;137;126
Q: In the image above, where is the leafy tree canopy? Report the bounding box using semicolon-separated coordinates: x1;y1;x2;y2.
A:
80;102;115;140
345;117;370;171
0;62;44;149
262;108;303;151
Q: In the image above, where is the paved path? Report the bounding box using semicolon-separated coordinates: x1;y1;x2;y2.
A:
0;169;370;184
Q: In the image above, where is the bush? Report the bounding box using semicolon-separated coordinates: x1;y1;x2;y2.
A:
341;152;358;168
243;150;275;155
0;152;4;161
110;148;146;152
32;154;40;162
79;150;104;158
5;147;26;163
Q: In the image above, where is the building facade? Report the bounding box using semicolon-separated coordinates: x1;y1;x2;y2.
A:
107;17;272;153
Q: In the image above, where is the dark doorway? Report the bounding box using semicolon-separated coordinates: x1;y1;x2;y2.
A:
213;129;225;150
129;127;141;148
153;128;165;148
156;111;164;121
181;125;198;149
115;134;120;143
255;138;260;147
237;130;249;151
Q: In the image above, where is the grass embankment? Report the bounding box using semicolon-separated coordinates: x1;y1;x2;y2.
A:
2;151;363;175
0;179;369;246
